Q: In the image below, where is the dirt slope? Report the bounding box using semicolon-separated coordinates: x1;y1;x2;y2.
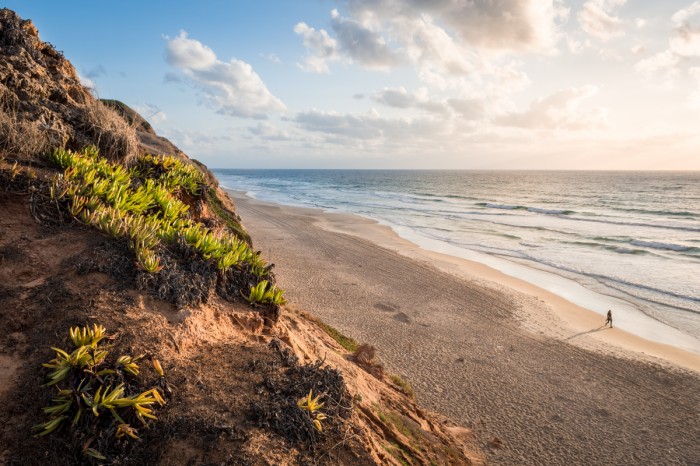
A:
0;8;482;465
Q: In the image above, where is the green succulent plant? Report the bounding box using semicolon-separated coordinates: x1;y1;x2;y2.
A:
34;325;167;460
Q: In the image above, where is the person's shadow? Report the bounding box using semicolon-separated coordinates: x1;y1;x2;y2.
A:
565;325;609;341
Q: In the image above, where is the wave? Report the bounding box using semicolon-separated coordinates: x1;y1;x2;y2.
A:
416;192;479;201
505;253;700;310
477;202;576;215
564;215;700;233
526;207;575;215
477;202;525;210
630;240;699;252
614;207;697;218
563;241;649;255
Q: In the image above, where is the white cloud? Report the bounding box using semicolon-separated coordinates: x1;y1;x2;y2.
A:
293;22;339;73
165;31;285;119
372;87;415;108
669;2;700;57
248;122;293;141
78;72;96;90
689;67;700;109
634;3;700;91
671;2;700;25
133;103;167;125
347;0;567;52
160;127;233;151
295;0;567;85
578;0;627;41
329;9;400;69
497;85;606;130
635;50;680;89
294;108;447;143
260;52;281;64
448;98;486;120
371;86;485;119
166;32;217;70
635;18;647;29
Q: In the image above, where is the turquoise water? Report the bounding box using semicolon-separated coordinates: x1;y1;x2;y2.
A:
214;169;700;343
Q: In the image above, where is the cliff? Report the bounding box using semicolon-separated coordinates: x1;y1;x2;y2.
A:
0;8;482;465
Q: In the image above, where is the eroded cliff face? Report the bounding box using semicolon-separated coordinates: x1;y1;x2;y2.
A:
0;8;140;162
0;8;482;465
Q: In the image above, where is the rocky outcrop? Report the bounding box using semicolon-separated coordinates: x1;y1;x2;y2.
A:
0;8;137;162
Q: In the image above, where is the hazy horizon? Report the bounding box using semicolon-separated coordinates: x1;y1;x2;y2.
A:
8;1;700;170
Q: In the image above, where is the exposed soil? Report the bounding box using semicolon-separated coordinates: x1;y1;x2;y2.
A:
0;170;482;466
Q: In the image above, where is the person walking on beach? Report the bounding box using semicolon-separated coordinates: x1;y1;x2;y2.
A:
605;310;613;328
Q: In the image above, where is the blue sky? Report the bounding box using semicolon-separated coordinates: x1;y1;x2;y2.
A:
6;1;700;169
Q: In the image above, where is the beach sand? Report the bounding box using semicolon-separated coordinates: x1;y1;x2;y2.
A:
228;190;700;465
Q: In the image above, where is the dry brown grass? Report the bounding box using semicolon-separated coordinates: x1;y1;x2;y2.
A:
0;109;54;158
0;84;54;158
74;99;139;164
0;82;138;164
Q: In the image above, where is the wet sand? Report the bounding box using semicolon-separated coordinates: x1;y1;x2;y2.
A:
228;190;700;465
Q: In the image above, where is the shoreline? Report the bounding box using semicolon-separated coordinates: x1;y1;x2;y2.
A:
227;189;700;373
225;188;700;465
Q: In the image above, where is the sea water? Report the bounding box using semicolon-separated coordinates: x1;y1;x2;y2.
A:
214;170;700;352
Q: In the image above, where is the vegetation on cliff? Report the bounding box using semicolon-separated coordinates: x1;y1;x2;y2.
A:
0;7;481;465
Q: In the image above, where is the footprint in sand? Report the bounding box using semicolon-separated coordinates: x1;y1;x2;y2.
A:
374;302;397;312
374;303;411;324
393;312;411;324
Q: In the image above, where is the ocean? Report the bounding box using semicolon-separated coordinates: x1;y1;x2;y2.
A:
213;169;700;352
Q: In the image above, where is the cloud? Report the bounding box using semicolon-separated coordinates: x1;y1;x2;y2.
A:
165;31;285;119
371;86;485;119
293;22;339;73
578;0;627;41
248;122;293;141
260;52;281;64
78;72;96;90
669;2;700;57
448;98;486;120
634;3;700;90
163;71;182;84
372;87;415;108
294;10;400;73
329;9;401;68
294;108;447;143
496;85;606;130
160;128;234;151
634;50;680;88
133;103;167;125
295;0;567;79
347;0;568;52
689;67;700;109
83;64;107;79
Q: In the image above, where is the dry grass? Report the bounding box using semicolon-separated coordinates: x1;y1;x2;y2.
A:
0;82;138;164
390;374;415;398
0;84;54;158
0;110;54;158
74;99;138;165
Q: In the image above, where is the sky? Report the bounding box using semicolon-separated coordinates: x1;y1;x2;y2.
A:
6;1;700;169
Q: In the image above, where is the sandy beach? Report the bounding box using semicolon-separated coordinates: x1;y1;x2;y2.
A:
228;189;700;465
